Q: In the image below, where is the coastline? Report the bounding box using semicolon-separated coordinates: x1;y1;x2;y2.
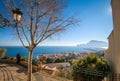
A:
0;46;105;59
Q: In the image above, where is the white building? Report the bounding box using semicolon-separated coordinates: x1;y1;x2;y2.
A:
105;0;120;80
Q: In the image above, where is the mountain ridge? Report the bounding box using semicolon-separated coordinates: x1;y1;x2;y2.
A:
77;40;108;48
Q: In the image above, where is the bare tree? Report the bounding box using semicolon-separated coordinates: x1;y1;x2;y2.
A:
0;0;79;81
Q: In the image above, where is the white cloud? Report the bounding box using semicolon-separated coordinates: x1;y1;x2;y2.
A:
106;6;112;15
109;6;112;13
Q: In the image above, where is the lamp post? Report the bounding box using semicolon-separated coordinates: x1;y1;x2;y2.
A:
0;8;23;28
12;8;23;22
12;8;23;28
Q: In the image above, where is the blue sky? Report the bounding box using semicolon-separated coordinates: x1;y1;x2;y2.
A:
0;0;113;46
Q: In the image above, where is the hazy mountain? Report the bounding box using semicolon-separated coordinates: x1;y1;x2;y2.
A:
77;40;108;48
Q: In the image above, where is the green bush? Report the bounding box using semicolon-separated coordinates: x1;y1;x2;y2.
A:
59;69;73;80
21;57;28;61
32;59;38;66
46;58;53;63
72;54;110;81
2;56;10;59
10;57;14;60
59;70;65;77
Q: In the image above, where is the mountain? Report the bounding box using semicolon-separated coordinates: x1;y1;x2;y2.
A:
77;40;108;48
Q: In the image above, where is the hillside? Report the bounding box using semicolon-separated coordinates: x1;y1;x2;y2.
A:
77;40;108;48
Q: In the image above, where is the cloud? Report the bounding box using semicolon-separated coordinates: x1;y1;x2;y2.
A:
109;6;112;13
106;6;112;15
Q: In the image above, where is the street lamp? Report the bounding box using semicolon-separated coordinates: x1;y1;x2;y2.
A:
0;8;23;28
12;8;23;22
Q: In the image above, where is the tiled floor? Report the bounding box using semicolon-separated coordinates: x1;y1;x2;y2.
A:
0;63;35;81
0;63;72;81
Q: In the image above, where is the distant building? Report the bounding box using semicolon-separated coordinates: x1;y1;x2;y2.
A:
105;0;120;80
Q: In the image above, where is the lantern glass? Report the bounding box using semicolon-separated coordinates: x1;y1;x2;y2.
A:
17;14;22;21
12;8;23;22
13;13;17;21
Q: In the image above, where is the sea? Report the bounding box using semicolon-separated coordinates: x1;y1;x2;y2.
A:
0;46;104;59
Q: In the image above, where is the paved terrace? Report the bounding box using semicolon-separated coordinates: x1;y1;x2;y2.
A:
0;63;72;81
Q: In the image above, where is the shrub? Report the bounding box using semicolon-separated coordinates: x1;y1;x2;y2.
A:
46;58;53;63
59;69;73;80
32;59;38;66
21;57;28;61
10;57;14;60
2;56;10;59
72;54;110;81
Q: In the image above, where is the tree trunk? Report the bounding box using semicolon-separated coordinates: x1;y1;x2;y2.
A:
27;49;33;81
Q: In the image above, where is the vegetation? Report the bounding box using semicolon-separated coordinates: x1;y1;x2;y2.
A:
32;59;39;66
2;56;10;59
10;57;14;60
72;54;110;81
21;57;28;61
38;57;66;64
59;69;73;80
46;58;53;63
54;58;66;63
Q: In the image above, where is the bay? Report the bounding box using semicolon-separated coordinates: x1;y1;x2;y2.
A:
0;46;101;59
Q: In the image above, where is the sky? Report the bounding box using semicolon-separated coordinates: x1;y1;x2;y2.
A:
0;0;113;46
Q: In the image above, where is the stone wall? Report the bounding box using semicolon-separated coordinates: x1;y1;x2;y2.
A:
0;48;6;58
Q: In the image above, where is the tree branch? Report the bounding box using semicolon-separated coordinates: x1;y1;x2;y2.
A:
41;28;64;42
15;23;26;48
35;16;52;45
20;22;30;46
